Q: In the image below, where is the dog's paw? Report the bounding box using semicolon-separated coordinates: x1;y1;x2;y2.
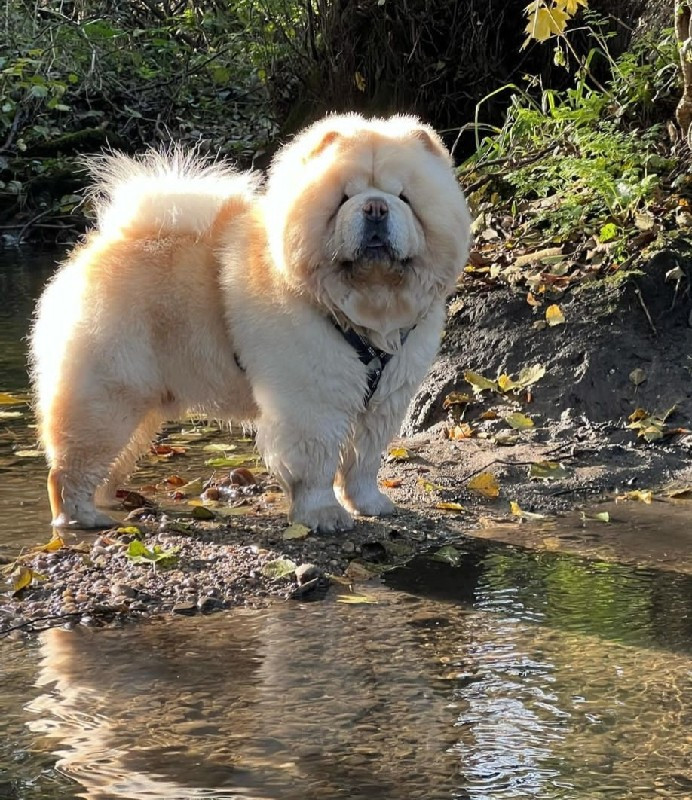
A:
51;508;116;530
344;488;396;518
291;503;354;534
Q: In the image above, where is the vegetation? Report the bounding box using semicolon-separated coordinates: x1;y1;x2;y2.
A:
0;0;687;249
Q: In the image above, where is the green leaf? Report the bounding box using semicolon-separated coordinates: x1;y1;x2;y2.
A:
126;540;179;567
464;370;499;392
529;461;569;480
431;545;463;566
598;222;618;242
283;523;310;540
262;558;297;579
204;455;251;468
504;412;534;430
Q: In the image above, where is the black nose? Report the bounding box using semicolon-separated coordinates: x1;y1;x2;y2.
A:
362;197;389;221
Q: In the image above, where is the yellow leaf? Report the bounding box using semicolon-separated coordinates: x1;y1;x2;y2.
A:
0;391;25;406
283;523;310;540
527;291;542;307
615;489;653;504
468;472;500;498
354;71;366;92
380;478;402;488
504;412;534;430
337;593;378;604
628;408;648;422
448;423;473;440
443;392;473;409
417;477;445;492
435;501;466;512
509;500;546;519
525;5;569;43
42;534;65;552
11;566;45;593
387;446;410;461
545;304;565;326
480;409;498;420
464;370;499;392
497;373;513;392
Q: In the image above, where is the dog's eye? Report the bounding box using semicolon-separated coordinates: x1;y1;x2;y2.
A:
399;193;410;205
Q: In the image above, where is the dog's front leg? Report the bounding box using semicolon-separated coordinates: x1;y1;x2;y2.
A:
256;413;355;533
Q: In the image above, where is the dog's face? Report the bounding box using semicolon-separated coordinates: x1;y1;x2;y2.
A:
264;115;470;348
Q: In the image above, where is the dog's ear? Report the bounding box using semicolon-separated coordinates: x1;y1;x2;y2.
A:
306;130;341;161
411;127;452;163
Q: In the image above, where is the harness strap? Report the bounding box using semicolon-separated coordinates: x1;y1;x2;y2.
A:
335;322;414;405
233;321;414;407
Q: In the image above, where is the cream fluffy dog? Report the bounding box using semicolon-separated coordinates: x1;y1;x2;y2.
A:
31;114;471;532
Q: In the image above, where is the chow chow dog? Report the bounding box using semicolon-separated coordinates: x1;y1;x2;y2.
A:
31;114;471;532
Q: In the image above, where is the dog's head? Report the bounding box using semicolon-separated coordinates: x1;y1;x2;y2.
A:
264;114;471;345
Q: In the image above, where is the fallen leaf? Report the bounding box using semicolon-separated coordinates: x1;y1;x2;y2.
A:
580;511;610;523
283;523;310;540
126;540;179;567
443;392;473;409
387;446;410;461
262;558;297;579
40;533;65;552
162;474;186;487
497;365;546;393
0;410;22;419
480;409;498;420
191;505;215;520
11;565;34;593
615;489;653;504
213;505;254;517
204;455;251;468
380;478;402;488
116;526;143;538
545;304;565;326
529;461;569;480
629;368;647;387
494;431;520;446
14;449;42;458
336;594;378;604
468;471;500;498
526;291;541;307
464;370;499;392
448;423;473;440
418;477;445;492
628;408;647;422
202;443;238;452
504;412;534;430
509;500;546;519
435;501;466;512
150;444;186;457
178;478;204;496
431;545;463;566
344;560;376;581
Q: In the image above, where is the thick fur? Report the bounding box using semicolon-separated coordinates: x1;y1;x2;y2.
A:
31;115;471;531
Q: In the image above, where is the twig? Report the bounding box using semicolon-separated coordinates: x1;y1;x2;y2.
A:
0;612;82;638
461;145;554;194
17;207;55;243
633;285;657;336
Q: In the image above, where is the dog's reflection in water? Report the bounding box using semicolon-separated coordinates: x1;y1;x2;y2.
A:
27;599;458;800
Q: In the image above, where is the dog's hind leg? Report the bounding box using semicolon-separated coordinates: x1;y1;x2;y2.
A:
42;389;152;529
95;410;164;507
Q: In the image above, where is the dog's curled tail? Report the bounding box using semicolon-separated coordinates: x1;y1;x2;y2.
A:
86;148;259;238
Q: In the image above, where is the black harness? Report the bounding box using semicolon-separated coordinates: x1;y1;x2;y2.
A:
234;321;413;406
334;322;413;404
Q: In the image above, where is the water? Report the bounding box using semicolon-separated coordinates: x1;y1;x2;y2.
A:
1;252;691;800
